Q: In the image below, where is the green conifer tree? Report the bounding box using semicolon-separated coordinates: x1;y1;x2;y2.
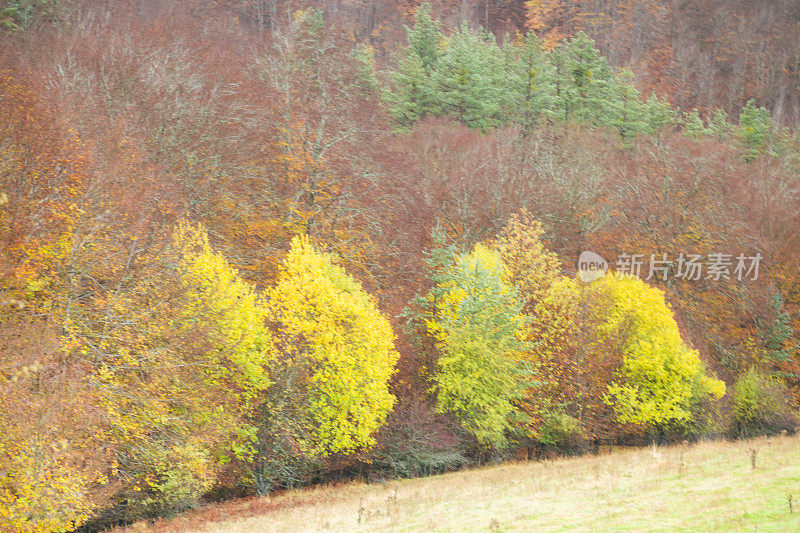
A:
503;31;556;133
738;99;773;161
434;25;507;131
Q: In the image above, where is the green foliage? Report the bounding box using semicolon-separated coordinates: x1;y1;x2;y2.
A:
760;293;794;363
434;26;508;130
353;44;380;94
405;2;441;70
383;2;443;128
386;15;510;131
502;31;556;132
552;32;617;126
683;109;709;138
709;108;732;140
537;411;584;450
606;69;648;143
0;0;62;32
424;243;529;448
738;99;773;161
643;93;677;134
732;368;797;438
551;36;661;140
383;19;669;141
256;235;399;492
384;49;439;128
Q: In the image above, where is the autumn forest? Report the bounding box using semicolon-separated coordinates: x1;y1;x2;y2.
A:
2;0;800;531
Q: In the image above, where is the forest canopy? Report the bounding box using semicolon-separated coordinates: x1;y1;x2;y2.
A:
1;1;799;530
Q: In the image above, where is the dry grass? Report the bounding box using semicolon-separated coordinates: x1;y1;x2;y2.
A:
123;434;800;532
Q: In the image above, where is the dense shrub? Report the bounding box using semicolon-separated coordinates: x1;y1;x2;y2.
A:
658;363;733;443
370;399;469;479
731;368;797;438
81;445;215;528
537;411;588;456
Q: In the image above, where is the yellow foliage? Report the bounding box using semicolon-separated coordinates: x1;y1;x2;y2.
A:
56;221;277;519
425;243;529;447
171;221;273;401
592;273;726;427
0;418;96;532
0;317;100;532
265;234;399;456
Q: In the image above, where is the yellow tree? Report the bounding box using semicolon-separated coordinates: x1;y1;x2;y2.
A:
0;318;100;532
591;274;726;431
257;235;399;492
0;71;105;532
423;242;529;449
493;213;608;442
64;221;274;521
494;213;725;443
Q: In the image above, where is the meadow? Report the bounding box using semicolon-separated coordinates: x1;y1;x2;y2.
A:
126;434;800;532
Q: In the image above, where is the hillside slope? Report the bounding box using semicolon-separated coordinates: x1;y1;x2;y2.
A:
129;435;800;532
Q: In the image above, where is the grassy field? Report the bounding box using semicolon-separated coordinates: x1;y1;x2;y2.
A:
127;434;800;532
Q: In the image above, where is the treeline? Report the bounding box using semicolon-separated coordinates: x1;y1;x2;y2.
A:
385;4;671;137
1;1;800;531
4;0;799;125
384;3;790;156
